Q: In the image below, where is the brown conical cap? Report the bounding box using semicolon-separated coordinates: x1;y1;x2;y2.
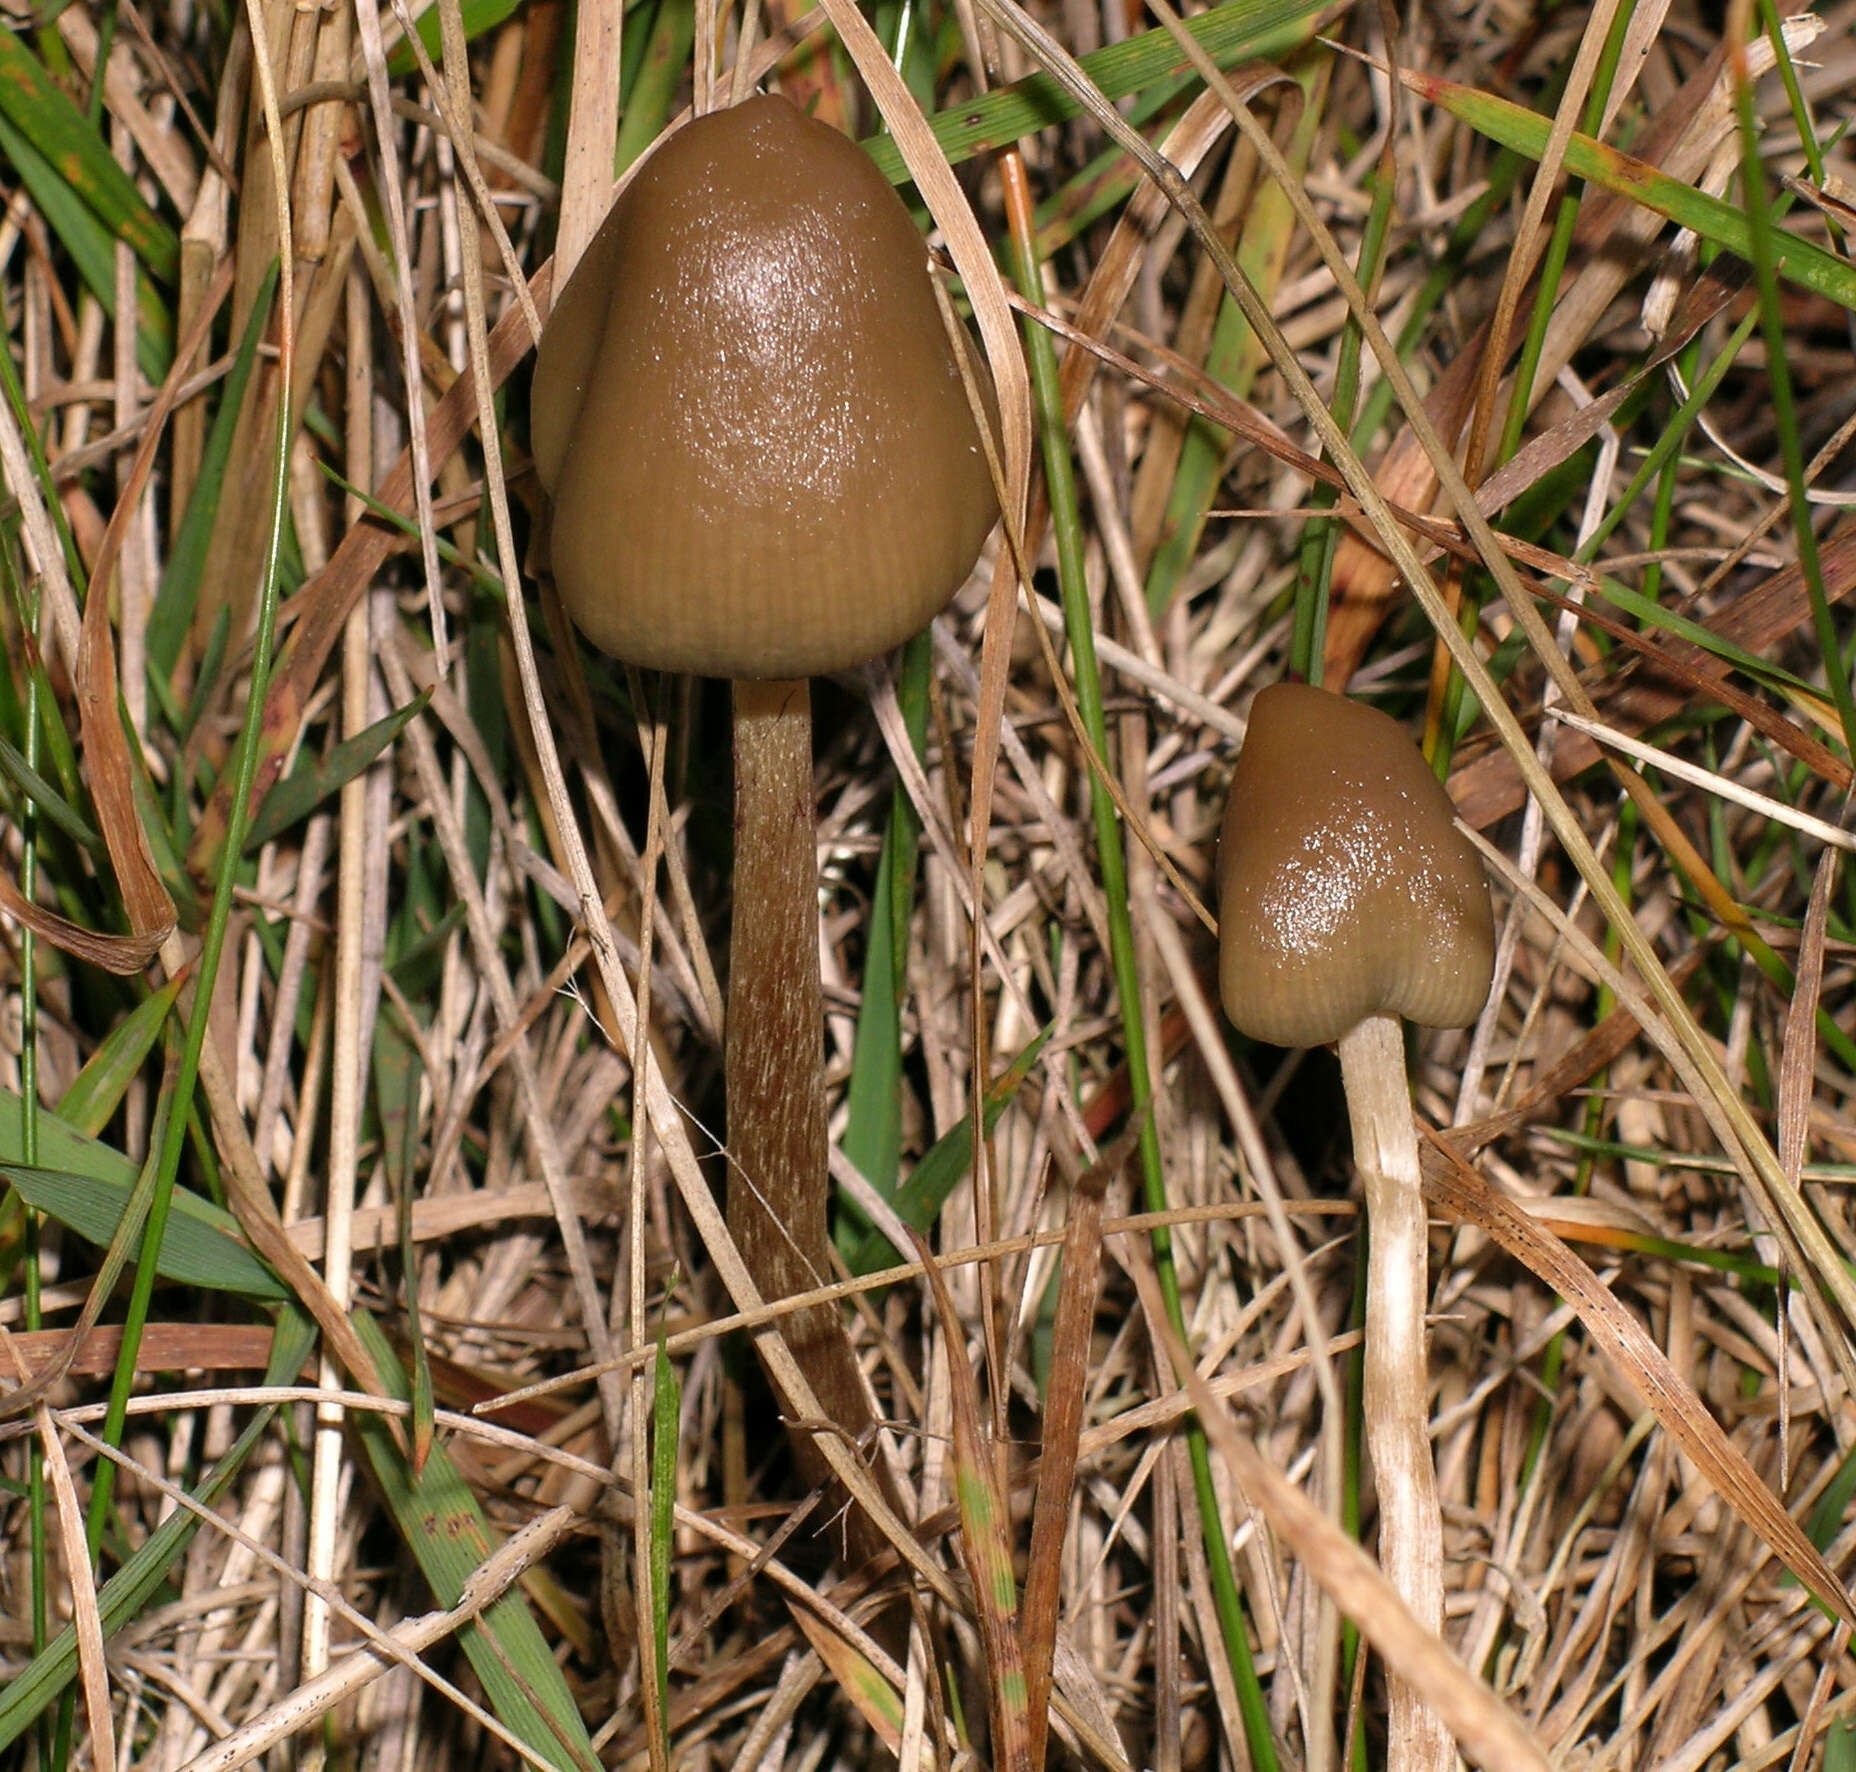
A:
531;94;998;680
1216;683;1496;1048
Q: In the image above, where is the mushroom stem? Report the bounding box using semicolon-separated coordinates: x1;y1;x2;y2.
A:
727;677;881;1518
1336;1012;1452;1772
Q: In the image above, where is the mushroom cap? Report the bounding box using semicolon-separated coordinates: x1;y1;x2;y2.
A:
531;94;998;680
1216;682;1495;1048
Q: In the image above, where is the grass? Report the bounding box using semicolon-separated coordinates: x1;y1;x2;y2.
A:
3;0;1856;1767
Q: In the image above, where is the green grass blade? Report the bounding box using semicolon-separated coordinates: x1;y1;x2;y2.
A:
0;729;102;855
861;0;1327;184
0;1089;135;1187
847;1027;1050;1276
840;629;932;1230
54;977;183;1138
388;0;526;76
613;0;697;177
0;30;179;281
2;1160;286;1299
349;1314;602;1772
152;264;279;680
246;691;431;852
0;110;172;380
1406;67;1856;314
650;1338;678;1736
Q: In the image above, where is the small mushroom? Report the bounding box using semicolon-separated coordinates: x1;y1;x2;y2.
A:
1216;681;1494;1771
531;95;996;1535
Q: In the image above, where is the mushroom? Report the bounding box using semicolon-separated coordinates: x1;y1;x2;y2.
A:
531;95;996;1532
1215;681;1495;1771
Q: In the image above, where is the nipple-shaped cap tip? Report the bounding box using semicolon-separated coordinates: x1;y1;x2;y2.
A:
1216;682;1496;1049
531;93;999;681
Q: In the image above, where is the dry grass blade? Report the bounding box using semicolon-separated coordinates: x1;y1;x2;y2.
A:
176;1507;580;1772
1020;1143;1114;1772
10;0;1856;1762
1420;1135;1856;1632
1150;1309;1552;1771
0;873;167;973
1779;854;1838;1191
0;1322;281;1380
1550;709;1856;852
34;1406;114;1769
915;1231;1032;1772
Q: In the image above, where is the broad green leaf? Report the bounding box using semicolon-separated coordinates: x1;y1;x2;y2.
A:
0;30;179;282
847;1028;1051;1275
0;1088;137;1186
349;1314;601;1772
2;1159;286;1300
0;730;102;854
55;979;183;1138
0;112;172;380
247;692;431;852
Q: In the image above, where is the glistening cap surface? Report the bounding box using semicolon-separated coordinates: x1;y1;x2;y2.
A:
531;94;998;680
1216;683;1496;1048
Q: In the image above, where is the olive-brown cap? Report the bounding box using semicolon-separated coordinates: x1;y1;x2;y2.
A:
530;94;998;680
1216;683;1495;1048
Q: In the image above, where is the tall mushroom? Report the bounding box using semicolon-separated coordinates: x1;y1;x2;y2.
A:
530;95;996;1536
1215;681;1495;1771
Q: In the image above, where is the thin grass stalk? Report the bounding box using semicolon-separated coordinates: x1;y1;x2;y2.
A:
1578;311;1757;563
1290;111;1398;684
1495;0;1638;465
80;304;290;1567
1727;4;1856;761
18;416;48;1766
1347;155;1527;457
1755;0;1839;245
999;155;1280;1772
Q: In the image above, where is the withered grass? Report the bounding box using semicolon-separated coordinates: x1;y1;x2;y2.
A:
3;0;1856;1768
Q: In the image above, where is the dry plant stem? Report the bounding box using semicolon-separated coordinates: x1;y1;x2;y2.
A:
727;678;882;1524
1338;1013;1451;1772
